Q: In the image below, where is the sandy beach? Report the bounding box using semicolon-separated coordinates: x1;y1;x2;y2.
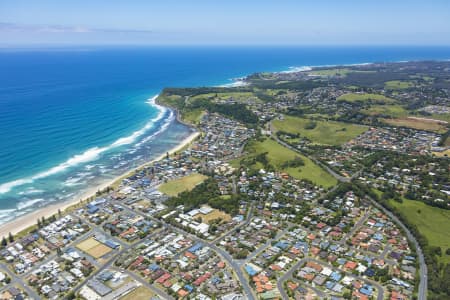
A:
0;130;200;238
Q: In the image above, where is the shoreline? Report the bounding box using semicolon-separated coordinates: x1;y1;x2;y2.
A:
2;58;447;239
0;128;200;238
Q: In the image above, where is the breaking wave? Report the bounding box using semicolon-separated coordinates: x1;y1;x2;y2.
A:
0;95;168;194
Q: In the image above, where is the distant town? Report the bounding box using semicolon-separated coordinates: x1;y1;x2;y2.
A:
0;61;449;300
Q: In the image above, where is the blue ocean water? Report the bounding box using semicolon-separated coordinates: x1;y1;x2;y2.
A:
0;46;449;224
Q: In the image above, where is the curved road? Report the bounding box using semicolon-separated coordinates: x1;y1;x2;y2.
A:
270;121;427;299
368;197;427;300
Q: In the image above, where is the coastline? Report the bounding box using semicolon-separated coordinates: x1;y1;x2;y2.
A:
0;128;200;238
2;57;448;239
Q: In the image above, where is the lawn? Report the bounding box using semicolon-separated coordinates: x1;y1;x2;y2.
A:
382;117;448;133
384;80;415;90
158;173;208;196
389;199;450;263
120;286;154;300
272;115;368;145
337;93;396;103
245;138;337;188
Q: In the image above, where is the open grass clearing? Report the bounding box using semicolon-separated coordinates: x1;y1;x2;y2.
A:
158;173;208;197
384;80;415;90
272;115;368;145
119;286;154;300
181;109;205;124
389;199;450;264
244;138;337;188
362;104;408;118
381;117;448;133
190;91;257;103
309;68;375;77
429;113;450;123
433;149;450;157
337;93;396;103
196;209;232;223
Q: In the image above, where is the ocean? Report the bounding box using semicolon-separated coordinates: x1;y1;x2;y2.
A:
0;46;449;225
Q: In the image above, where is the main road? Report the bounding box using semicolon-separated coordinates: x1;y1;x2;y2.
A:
270;121;427;300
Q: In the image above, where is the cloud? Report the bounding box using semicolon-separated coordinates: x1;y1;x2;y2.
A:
0;22;153;34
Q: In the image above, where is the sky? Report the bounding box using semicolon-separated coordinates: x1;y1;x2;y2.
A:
1;0;450;46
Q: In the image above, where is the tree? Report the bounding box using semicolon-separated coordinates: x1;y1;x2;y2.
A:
8;232;13;243
1;237;7;247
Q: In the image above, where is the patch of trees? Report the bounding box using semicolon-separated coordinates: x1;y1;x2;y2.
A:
165;178;241;215
254;91;275;102
281;156;305;169
438;129;449;147
208;103;258;124
304;121;317;130
276;130;300;139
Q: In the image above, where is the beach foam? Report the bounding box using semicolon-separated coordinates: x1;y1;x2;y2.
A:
17;198;45;210
18;187;45;195
0;94;169;195
279;66;313;73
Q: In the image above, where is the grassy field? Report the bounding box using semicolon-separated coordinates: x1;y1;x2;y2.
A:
389;199;450;263
429;113;450;123
362;104;408;118
191;91;257;102
198;209;231;223
382;117;448;133
433;149;450;157
337;93;396;103
272;115;368;145
120;286;154;300
310;68;352;76
181;109;205;124
158;173;208;196
384;80;415;90
245;138;337;188
309;68;375;77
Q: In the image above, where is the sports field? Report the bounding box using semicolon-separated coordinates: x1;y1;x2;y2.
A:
77;237;113;259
